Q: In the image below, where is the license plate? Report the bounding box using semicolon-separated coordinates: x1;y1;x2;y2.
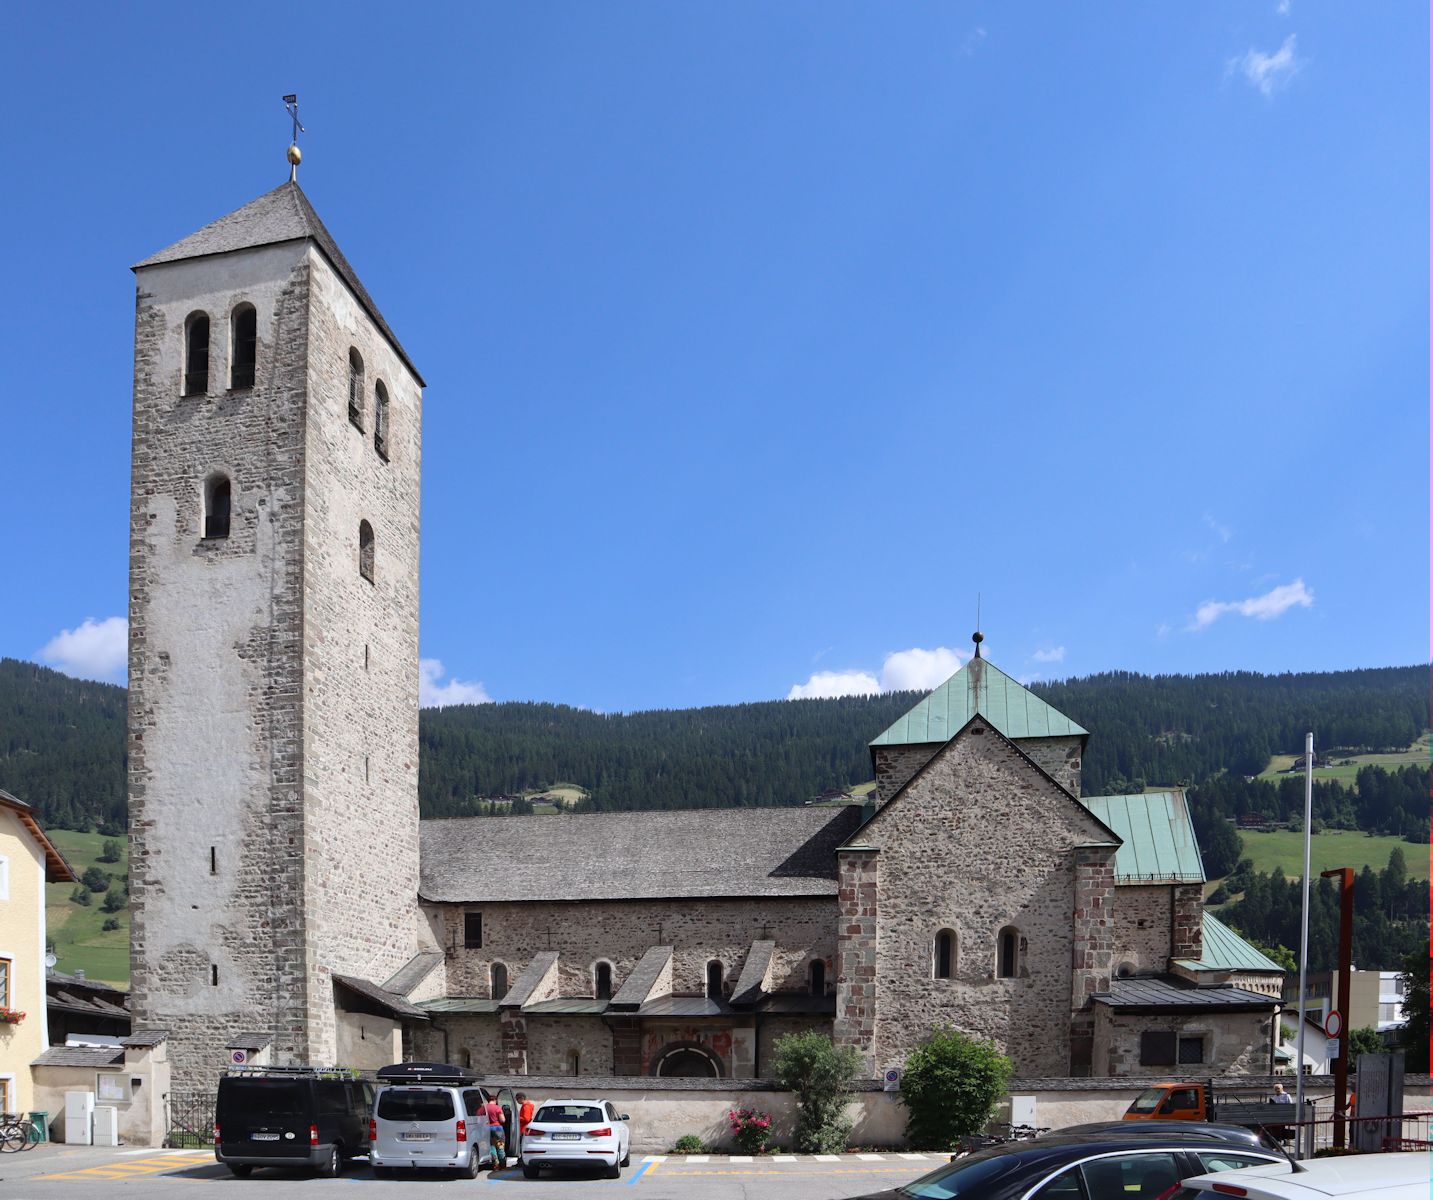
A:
552;1132;581;1141
250;1133;280;1141
400;1132;433;1142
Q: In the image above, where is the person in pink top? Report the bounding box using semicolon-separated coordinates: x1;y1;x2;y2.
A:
484;1096;507;1167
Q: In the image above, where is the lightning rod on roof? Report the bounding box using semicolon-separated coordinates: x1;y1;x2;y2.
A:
283;94;305;182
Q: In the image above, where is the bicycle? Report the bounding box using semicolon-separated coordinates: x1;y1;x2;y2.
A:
0;1113;39;1152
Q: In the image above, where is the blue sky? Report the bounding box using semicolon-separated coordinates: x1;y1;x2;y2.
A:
4;2;1427;712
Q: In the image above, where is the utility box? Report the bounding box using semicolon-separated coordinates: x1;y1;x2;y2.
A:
64;1091;95;1145
1010;1096;1038;1127
93;1106;120;1147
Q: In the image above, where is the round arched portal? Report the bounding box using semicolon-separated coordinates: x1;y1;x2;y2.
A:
653;1043;723;1078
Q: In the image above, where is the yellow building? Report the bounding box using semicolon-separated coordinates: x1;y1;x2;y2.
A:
0;789;76;1113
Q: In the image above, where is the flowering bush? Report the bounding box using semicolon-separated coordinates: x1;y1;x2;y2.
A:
0;1008;25;1026
728;1107;772;1154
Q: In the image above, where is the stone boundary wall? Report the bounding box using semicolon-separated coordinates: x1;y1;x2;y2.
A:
480;1074;1433;1153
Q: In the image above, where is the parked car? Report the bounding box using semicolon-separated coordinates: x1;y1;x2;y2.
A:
1171;1152;1430;1200
521;1098;632;1179
842;1131;1288;1200
1058;1121;1284;1152
213;1067;373;1178
370;1062;519;1178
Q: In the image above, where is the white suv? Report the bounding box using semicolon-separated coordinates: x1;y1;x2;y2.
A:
1174;1153;1430;1200
521;1098;632;1179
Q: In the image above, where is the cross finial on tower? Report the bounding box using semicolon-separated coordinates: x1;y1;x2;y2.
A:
283;94;305;182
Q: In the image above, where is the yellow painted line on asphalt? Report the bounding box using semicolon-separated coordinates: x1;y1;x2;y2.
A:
40;1154;206;1181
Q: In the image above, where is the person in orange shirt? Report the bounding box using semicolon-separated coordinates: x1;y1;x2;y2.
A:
517;1092;535;1137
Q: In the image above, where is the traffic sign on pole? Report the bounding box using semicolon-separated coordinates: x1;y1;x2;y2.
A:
1325;1010;1343;1039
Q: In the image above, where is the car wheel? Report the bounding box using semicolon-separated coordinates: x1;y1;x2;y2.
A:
621;1147;631;1167
228;1164;254;1179
605;1159;622;1179
523;1163;539;1180
318;1144;342;1177
464;1150;481;1178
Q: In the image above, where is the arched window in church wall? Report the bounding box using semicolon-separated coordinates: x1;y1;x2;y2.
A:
230;303;257;390
184;312;210;396
933;929;956;980
374;380;390;459
998;926;1023;978
358;520;375;583
808;959;826;996
705;960;724;999
491;961;508;1000
593;961;613;1000
348;348;365;428
204;473;231;540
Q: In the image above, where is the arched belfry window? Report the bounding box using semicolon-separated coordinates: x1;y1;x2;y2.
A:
933;929;956;980
348;349;365;428
998;926;1021;979
594;961;613;1001
705;960;724;999
358;520;375;583
204;474;231;540
374;380;390;459
230;304;257;390
808;959;826;996
184;312;210;396
491;962;508;1000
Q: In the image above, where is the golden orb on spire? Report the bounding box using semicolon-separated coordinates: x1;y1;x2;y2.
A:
287;143;303;167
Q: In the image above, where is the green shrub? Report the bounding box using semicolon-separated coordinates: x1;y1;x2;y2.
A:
98;839;123;864
899;1027;1013;1150
69;886;92;907
673;1134;704;1154
101;917;120;932
771;1030;859;1153
82;866;110;893
101;887;126;914
1206;884;1231;906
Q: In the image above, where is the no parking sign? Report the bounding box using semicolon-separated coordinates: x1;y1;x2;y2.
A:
883;1067;901;1093
230;1049;248;1066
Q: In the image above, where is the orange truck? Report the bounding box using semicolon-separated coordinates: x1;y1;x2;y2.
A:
1123;1081;1298;1130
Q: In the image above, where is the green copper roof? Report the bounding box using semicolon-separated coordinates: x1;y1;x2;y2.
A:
1079;791;1205;884
1174;911;1284;974
869;657;1087;747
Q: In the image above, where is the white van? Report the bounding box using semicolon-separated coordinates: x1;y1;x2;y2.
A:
370;1063;517;1178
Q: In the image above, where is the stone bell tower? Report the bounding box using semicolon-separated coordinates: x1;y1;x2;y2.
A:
127;161;424;1089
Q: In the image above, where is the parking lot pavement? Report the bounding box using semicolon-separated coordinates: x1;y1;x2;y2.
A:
2;1147;935;1200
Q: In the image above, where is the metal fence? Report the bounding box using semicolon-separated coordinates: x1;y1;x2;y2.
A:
1274;1108;1432;1158
163;1092;216;1149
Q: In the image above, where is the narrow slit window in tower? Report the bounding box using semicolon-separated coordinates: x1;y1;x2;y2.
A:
348;349;364;428
491;962;508;999
705;960;723;999
210;846;217;875
594;962;612;1000
809;959;826;996
934;929;955;980
359;520;375;582
230;304;257;389
998;927;1019;978
204;475;231;539
374;380;390;459
210;964;219;987
184;312;210;396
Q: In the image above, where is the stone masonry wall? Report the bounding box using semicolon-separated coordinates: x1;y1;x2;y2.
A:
129;244;315;1092
852;722;1124;1077
1068;848;1117;1074
1113;885;1173;975
1019;736;1084;798
1171;884;1204;959
434;896;835;1004
1093;1008;1276;1077
872;745;938;804
299;249;423;1064
833;850;879;1073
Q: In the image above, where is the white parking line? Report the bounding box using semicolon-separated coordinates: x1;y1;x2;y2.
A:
898;1152;930;1160
815;1154;840;1162
729;1155;753;1162
683;1155;709;1163
642;1155;667;1163
772;1155;798;1162
856;1153;885;1160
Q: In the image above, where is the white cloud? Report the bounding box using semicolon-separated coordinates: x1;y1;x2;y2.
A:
1277;0;1291;14
879;646;966;692
1230;34;1302;96
1031;646;1066;664
419;658;492;707
787;669;882;700
38;616;128;682
787;645;967;700
1203;513;1233;543
1191;579;1314;630
959;27;987;56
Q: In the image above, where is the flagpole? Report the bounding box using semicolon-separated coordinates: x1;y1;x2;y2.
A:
1293;731;1314;1151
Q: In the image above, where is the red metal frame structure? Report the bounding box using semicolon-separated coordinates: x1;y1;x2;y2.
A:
1320;867;1355;1151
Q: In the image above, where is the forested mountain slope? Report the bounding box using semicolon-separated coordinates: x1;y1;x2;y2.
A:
0;656;1424;829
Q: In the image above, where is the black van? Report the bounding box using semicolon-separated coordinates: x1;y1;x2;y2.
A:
214;1068;374;1178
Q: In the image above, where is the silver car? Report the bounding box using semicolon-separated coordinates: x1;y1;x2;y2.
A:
370;1063;516;1178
